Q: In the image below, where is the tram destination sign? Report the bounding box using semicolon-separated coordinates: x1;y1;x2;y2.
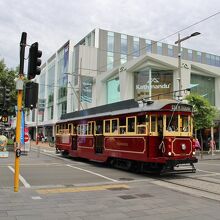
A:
162;104;192;112
170;104;192;112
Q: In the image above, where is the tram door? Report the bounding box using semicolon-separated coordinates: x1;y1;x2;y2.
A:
94;121;104;154
70;124;77;150
72;136;77;150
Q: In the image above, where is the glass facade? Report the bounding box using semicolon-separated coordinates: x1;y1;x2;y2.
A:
168;45;173;57
191;74;215;105
188;49;193;61
121;34;127;55
47;61;55;120
157;42;162;55
146;39;152;53
133;37;140;58
134;69;173;100
107;32;114;70
38;73;46;122
107;77;120;104
197;51;202;63
57;45;69;118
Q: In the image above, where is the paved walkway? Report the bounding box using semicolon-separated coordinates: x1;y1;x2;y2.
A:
1;142;220;219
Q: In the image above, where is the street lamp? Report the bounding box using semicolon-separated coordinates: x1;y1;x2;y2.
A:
175;32;201;99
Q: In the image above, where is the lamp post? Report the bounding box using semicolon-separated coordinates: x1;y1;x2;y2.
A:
175;32;201;99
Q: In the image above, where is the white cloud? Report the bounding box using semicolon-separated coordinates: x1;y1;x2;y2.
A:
0;0;220;68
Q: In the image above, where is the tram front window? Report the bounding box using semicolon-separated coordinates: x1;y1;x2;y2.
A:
180;115;189;132
166;115;178;132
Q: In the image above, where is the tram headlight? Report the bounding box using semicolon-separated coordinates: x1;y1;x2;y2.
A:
181;144;186;151
168;152;172;156
193;151;196;155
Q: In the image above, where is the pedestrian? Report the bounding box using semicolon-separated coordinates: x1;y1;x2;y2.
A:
208;138;216;154
195;138;201;151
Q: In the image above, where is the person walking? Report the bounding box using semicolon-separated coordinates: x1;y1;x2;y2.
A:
208;138;216;154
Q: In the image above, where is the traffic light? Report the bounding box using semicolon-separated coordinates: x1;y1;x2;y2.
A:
27;42;42;80
1;109;8;123
3;87;10;107
24;82;39;109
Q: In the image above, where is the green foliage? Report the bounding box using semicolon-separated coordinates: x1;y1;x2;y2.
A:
0;59;18;115
186;93;217;130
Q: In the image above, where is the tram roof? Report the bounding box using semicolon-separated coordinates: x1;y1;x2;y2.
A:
59;99;191;123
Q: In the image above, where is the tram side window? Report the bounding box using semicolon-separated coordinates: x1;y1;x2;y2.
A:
88;122;94;135
119;118;126;134
112;119;119;134
180;115;189;132
96;120;103;135
127;117;136;133
166;115;178;132
157;116;163;135
68;124;73;134
104;120;111;133
150;115;157;132
137;115;146;134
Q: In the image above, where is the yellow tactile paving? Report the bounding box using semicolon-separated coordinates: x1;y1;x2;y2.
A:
37;184;129;194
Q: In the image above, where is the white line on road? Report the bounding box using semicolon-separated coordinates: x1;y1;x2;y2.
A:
66;164;118;182
8;166;31;188
197;169;220;175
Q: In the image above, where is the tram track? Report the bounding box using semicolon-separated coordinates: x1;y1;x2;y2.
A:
153;172;220;201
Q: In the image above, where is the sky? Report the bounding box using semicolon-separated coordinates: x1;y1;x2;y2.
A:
0;0;220;69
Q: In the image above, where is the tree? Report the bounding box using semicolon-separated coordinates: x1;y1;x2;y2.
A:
0;59;18;116
185;93;217;131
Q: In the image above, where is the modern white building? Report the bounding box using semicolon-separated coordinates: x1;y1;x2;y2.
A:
26;28;220;149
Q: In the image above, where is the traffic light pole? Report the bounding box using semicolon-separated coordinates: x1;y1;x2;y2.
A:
14;32;27;192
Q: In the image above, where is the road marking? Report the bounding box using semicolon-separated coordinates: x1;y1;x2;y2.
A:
66;164;118;182
8;166;31;188
197;169;220;175
198;162;220;166
37;184;129;194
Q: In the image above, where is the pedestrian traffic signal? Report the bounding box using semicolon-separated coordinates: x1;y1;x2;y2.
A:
3;87;10;107
27;42;42;80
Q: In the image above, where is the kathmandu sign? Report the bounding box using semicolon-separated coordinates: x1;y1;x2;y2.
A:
136;78;171;91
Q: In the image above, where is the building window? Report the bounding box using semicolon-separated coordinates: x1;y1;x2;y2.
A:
121;34;127;55
133;37;140;58
107;32;114;52
197;51;202;63
191;74;215;105
216;56;220;67
146;39;152;53
206;54;211;65
120;54;127;64
188;49;193;61
107;77;120;104
134;69;173;100
107;52;114;70
157;42;162;55
168;45;173;57
211;55;216;66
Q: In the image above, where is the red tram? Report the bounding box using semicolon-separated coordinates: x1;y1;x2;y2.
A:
55;99;198;173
